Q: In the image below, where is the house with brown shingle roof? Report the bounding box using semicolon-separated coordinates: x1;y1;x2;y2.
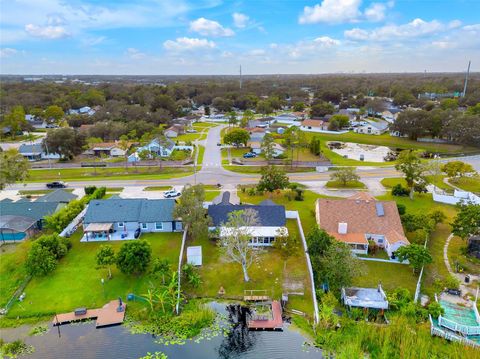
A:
315;193;409;257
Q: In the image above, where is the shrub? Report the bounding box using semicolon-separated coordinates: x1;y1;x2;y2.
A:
284;190;295;201
116;240;152;275
294;188;304;201
397;203;406;215
410;228;429;245
84;186;97;195
427;302;444;318
444;274;460;290
392;184;409;196
26;245;57;276
247;188;256;196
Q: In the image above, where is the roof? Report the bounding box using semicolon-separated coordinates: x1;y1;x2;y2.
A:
208;201;286;227
316;194;408;245
18;144;43;154
84;198;176;223
0;215;37;232
362;120;389;131
0;201;61;222
302;119;324;127
90;142;129;150
343;286;389;310
36;189;77;203
84;223;113;232
165;125;183;133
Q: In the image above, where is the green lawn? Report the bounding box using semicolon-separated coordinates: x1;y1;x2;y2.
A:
144;186;172;191
450;176;480;194
224;165;316;174
351;261;417;294
26;167;194;182
381;176;453;193
448;235;480;275
18;189;75;196
184;219;314;317
325;180;366;189
196;145;205;165
0;242;30;308
175;132;206;142
193;122;218;130
204;190;221;201
4;231;183;319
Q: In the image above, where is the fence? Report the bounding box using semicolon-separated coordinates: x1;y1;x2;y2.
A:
59;206;88;237
289;210;319;325
438;315;480;336
175;226;188;315
433;190;480;205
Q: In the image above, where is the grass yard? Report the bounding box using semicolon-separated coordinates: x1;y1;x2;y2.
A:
351;261;417;294
325;180;366;189
196;145;205;165
448;235;480;275
204;190;221;201
0;242;30;308
450;176;480;194
18;189;75;196
193;122;218;130
26;167;194;182
4;231;183;320
381;176;453;192
175;132;206;142
144;186;172;191
224;165;316;174
184;219;314;317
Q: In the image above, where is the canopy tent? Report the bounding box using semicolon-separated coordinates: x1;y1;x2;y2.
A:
84;223;113;232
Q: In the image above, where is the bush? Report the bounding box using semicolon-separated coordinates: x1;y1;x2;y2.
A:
25;234;72;276
410;228;429;245
284;190;295;201
392;184;409;196
397;203;406;215
294;188;304;201
247;188;256;196
116;240;152;275
427;301;444;319
84;186;97;195
444;274;460;290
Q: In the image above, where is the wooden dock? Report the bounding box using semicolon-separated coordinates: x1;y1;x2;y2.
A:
244;289;270;302
53;300;126;328
248;300;283;331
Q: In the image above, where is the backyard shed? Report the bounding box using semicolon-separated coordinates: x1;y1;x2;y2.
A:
187;246;202;266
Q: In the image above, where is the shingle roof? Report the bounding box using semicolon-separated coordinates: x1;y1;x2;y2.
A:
208;202;286;227
36;189;77;203
302;119;324;127
84;199;176;223
18;144;43;154
0;201;61;221
316;194;408;245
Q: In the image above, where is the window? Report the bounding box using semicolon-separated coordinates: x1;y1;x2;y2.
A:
155;222;163;230
118;222;124;228
377;238;383;244
141;223;147;229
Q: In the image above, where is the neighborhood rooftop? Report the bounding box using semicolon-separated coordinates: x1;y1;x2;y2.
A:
208;200;286;227
35;189;77;203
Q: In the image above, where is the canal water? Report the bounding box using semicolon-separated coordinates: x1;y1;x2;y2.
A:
0;303;322;359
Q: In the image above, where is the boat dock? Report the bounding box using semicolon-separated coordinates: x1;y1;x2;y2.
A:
248;300;283;331
53;300;126;328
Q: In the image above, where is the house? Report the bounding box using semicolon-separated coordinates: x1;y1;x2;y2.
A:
382;108;401;123
273;113;300;124
68;106;96;116
0;191;75;240
248;140;285;156
300;119;329;132
353;120;389;135
25;114;47;129
164;125;184;138
85;142;130;157
315;193;410;257
207;194;288;246
206;114;227;122
18;143;60;161
128;137;193;162
83;198;182;241
341;285;389;310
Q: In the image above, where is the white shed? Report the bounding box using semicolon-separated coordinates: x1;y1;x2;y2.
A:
187;246;202;266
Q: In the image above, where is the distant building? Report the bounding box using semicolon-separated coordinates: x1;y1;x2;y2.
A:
353;120;389;135
164;124;184;138
18;143;60;161
300;119;329;132
84;141;131;157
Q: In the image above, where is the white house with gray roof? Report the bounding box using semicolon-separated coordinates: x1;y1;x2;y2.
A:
82;198;182;241
128;137;193;162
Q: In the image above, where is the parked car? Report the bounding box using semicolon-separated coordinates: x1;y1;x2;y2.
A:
186;129;197;133
163;189;181;198
446;289;461;296
46;181;67;188
243;152;257;158
217;142;222;146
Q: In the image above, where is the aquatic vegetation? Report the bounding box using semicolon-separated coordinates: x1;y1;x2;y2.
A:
0;339;35;358
138;351;168;359
28;324;49;336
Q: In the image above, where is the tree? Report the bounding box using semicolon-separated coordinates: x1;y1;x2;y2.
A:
306;227;333;257
118;135;131;170
212;97;233;112
310;101;334;117
151;258;170;284
257;166;289;194
441;161;476;182
365;98;386;115
466;103;480;115
440;98;458;111
218;209;260;282
451;202;480;240
328;114;349;130
44;105;64;124
283;126;307;166
116;240;152;275
96;245;116;278
395;150;426;199
223;128;250;148
261;133;276;161
0;149;29;189
2;105;26;139
173;184;210;239
309;136;321;156
240;109;254;128
226;111;238;127
25;245;57;276
330;168;360;186
273;227;299;260
44;127;86;160
293;102;305;111
256;100;273;115
396;244;432;273
151;94;177;114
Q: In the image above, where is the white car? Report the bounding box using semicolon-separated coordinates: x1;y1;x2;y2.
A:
163;189;181;198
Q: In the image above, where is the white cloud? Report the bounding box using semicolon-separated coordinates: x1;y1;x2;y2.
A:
314;36;341;46
25;24;70;39
299;0;361;24
125;48;146;60
189;17;234;37
0;48;18;58
345;18;446;41
232;12;249;28
364;3;387;22
163;37;216;51
272;36;341;59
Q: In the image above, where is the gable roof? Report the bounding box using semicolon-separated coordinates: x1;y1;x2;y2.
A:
316;194;408;245
84;198;176;223
0;201;61;222
208;202;286;227
302;119;324;127
18;144;43;154
36;189;77;203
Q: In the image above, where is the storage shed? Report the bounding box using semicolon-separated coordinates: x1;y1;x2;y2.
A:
187;246;202;266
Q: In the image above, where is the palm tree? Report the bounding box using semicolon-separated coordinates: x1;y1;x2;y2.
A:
155;290;168;314
118;135;130;171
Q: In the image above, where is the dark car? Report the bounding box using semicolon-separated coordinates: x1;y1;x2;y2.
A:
217;142;222;146
243;152;257;158
46;181;67;188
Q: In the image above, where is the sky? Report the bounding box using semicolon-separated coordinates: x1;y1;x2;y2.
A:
0;0;479;75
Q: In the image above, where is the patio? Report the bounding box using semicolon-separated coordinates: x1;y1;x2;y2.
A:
81;223;138;242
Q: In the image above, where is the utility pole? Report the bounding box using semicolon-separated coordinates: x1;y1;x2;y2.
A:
462;60;471;97
239;65;242;90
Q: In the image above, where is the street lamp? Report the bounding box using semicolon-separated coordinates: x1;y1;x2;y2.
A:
101;278;105;298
